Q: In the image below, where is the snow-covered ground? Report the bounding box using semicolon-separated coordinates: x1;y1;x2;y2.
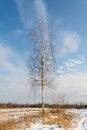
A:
27;109;87;130
27;123;65;130
72;109;87;130
0;108;87;130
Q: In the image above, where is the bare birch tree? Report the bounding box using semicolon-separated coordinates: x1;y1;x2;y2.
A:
28;19;55;114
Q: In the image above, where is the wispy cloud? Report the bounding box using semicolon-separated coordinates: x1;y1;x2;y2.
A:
15;0;50;44
64;56;85;71
0;72;28;103
0;43;25;73
58;47;68;56
34;0;47;22
58;31;80;56
15;0;48;28
63;32;80;51
52;72;87;103
57;56;85;74
15;0;34;29
0;43;29;103
57;66;65;74
42;72;87;103
34;0;50;45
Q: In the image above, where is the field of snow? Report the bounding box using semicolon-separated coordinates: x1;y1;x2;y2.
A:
26;109;87;130
72;109;87;130
27;123;65;130
0;108;87;130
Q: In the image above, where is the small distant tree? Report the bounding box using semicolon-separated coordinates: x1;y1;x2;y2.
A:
53;94;68;106
28;19;55;114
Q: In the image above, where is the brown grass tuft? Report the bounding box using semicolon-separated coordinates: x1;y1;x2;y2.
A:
0;114;34;130
0;119;17;130
35;108;75;130
50;107;65;114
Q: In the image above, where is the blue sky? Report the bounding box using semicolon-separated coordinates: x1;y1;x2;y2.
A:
0;0;87;103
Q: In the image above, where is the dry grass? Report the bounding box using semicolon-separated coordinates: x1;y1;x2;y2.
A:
35;111;52;124
55;113;73;129
20;114;35;128
0;108;77;130
0;119;17;130
35;108;76;130
50;107;64;114
0;114;34;130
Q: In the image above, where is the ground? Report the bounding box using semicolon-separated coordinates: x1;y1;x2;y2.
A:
0;108;87;130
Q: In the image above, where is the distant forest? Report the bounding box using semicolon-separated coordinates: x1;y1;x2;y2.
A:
0;102;87;109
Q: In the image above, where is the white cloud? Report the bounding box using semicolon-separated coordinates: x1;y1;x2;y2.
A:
34;0;47;23
15;0;33;29
63;32;80;51
58;31;80;56
56;56;85;74
58;47;68;56
64;56;85;71
57;66;65;74
0;44;24;72
15;0;26;27
0;43;30;103
51;72;87;103
65;61;76;68
15;0;50;43
0;72;28;103
69;56;85;65
15;0;48;29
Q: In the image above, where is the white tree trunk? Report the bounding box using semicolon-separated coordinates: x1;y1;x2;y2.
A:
41;58;44;114
42;84;44;114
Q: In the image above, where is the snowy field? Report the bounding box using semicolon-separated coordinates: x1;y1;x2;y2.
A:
0;108;87;130
27;109;87;130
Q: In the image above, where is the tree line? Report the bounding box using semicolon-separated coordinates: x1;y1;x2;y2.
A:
0;102;87;109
